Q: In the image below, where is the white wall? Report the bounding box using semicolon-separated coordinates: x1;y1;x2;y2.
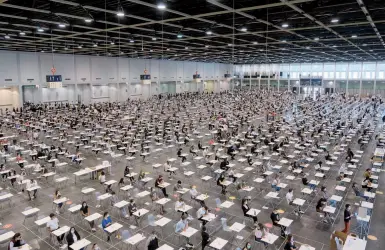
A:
0;87;20;112
0;51;232;105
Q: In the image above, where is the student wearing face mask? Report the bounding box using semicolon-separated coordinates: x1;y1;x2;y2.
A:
102;212;113;242
284;234;297;250
342;204;353;234
242;242;252;250
80;201;96;232
66;227;82;250
9;232;26;250
145;231;159;250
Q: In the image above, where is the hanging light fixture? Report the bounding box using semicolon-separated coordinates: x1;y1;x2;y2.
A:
206;30;212;35
177;33;183;38
157;1;166;9
85;18;93;23
58;23;66;28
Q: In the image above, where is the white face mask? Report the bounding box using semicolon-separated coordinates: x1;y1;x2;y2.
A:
71;229;75;233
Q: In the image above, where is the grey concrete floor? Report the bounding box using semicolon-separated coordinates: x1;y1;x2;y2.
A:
0;99;383;250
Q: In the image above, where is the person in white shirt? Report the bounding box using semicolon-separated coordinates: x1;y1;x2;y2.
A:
189;185;198;199
175;197;186;212
46;213;64;246
99;171;106;184
164;161;175;176
286;189;304;215
26;179;38;200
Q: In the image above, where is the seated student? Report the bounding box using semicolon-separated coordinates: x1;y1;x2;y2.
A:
316;198;328;223
138;169;145;181
220;159;229;171
155;175;168;197
127;199;138;216
173;180;183;193
26;179;38;200
271;208;286;237
177;148;186;162
110;191;128;218
31;149;38;161
352;182;369;201
189;145;197;157
271;174;281;191
242;197;258;225
196;204;209;226
361;177;373;192
320;186;336;207
124;166;135;183
99;171;106;184
347;147;354;159
145;231;159;250
8;232;26;250
325;151;332;161
164;161;175;176
302;177;316;190
254;223;269;247
217;174;227;195
228;169;238;183
227;145;236;160
284;234;297;250
197;141;203;151
66;227;83;250
54;189;63;214
47;213;65;246
189;185;198;200
175;214;188;233
150;187;164;214
102;212;113;242
118;178;125;188
286;189;304;214
80;201;96;232
363;168;372;180
175;197;188;213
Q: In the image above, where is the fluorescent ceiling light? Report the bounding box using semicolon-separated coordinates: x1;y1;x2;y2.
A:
64;47;68;50
331;18;339;23
281;23;289;28
19;32;25;35
351;35;357;38
240;27;247;32
117;11;125;17
4;35;10;39
58;23;66;28
177;33;183;38
157;2;166;9
314;37;319;41
85;18;93;23
152;37;157;41
93;43;98;47
78;45;82;48
253;42;258;44
228;44;232;46
37;28;44;32
110;41;115;45
130;39;134;43
206;30;212;35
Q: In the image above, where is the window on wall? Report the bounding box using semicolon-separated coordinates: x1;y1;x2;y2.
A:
379;72;385;79
324;72;329;78
329;72;334;78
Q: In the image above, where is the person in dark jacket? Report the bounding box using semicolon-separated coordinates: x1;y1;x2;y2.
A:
66;227;82;250
145;231;159;250
201;226;210;250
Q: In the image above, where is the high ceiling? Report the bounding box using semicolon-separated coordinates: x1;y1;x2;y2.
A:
0;0;384;64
